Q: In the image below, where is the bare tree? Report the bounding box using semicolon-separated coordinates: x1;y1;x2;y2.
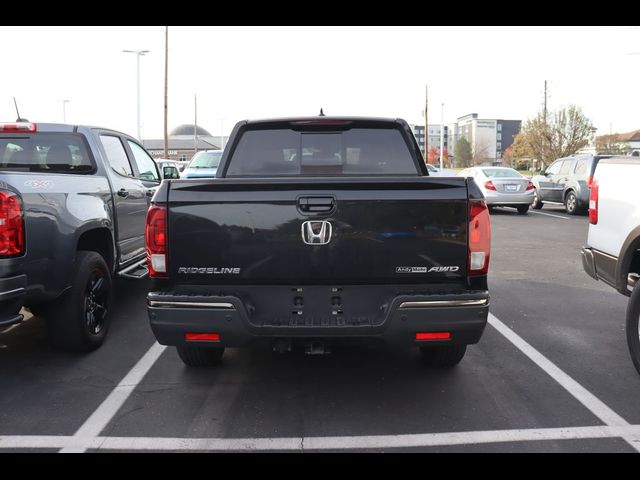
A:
472;141;491;165
518;105;593;168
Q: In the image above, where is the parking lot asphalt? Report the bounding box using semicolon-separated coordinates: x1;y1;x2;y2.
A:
1;204;640;452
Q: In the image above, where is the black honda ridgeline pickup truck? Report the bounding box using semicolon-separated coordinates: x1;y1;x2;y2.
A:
146;117;490;367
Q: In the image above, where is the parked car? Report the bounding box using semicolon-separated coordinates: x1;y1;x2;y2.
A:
0;121;157;351
155;159;181;179
426;163;455;176
426;163;439;174
176;161;188;172
530;154;612;215
146;116;491;368
582;157;640;374
458;166;534;215
181;150;223;178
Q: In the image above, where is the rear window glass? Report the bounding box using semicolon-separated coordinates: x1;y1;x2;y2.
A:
189;151;222;168
481;168;522;178
226;128;417;176
0;133;93;173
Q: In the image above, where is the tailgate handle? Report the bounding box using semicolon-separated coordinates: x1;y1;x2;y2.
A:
298;196;335;213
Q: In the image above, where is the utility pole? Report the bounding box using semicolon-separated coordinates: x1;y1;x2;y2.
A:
424;84;428;161
193;94;198;157
439;103;445;170
542;80;548;172
163;26;169;159
543;80;547;121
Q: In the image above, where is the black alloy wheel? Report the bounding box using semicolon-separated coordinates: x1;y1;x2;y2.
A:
85;269;108;335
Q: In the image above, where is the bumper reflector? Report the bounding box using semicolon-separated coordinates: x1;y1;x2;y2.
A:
415;332;451;341
185;333;221;342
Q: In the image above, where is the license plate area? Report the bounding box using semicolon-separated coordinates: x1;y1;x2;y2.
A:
241;286;394;328
505;184;518;192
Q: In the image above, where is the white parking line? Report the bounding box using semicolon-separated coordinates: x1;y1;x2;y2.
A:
2;425;640;451
488;313;640;452
529;211;570;220
43;314;639;452
59;342;167;453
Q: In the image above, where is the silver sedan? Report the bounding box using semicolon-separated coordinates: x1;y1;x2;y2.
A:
458;166;535;215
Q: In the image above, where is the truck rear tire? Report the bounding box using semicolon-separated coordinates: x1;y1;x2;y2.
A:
420;345;467;367
177;345;225;367
48;251;112;352
625;282;640;375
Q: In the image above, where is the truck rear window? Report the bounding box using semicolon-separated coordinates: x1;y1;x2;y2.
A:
0;133;94;173
226;128;418;176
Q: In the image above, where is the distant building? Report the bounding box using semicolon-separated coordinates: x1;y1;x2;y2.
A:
410;124;448;156
412;114;520;166
142;124;228;162
594;129;640;155
455;113;521;165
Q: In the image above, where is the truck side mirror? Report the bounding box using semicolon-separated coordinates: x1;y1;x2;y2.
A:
163;166;180;179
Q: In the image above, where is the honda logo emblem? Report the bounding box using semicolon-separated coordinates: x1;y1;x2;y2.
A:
301;221;333;245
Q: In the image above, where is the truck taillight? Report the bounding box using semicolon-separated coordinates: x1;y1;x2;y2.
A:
586;175;594;189
0;190;25;257
145;204;167;277
468;199;491;276
589;178;599;225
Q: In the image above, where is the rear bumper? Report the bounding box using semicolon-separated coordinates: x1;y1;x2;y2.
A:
581;247;598;281
581;246;624;294
0;274;27;327
147;288;489;348
484;190;535;206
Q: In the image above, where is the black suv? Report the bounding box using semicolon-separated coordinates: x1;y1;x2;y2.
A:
530;154;611;215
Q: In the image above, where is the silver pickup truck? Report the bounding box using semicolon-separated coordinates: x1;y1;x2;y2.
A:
0;121;167;351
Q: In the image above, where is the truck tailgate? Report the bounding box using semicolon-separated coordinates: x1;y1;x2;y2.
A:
166;177;469;285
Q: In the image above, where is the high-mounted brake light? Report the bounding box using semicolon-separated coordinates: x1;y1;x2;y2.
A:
290;120;352;126
468;199;491;276
0;122;36;133
589;178;599;225
0;191;25;256
145;204;167;277
484;181;497;191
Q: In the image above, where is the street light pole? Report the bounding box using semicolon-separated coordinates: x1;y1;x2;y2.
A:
59;99;70;123
122;49;150;139
163;26;169;160
220;118;226;149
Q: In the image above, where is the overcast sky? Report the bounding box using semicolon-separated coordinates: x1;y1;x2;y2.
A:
1;26;639;140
